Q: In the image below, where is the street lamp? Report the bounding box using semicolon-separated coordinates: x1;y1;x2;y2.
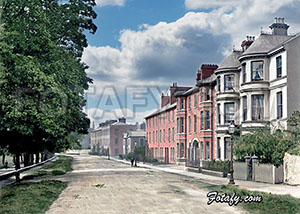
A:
228;122;235;185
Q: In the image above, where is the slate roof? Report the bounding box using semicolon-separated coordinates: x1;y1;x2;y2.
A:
241;33;292;56
127;130;146;137
144;102;177;119
218;51;242;70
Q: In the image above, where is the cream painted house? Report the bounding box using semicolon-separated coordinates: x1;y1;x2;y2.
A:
215;18;300;160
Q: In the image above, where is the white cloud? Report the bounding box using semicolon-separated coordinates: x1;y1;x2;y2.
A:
84;0;300;123
85;107;155;125
95;0;125;7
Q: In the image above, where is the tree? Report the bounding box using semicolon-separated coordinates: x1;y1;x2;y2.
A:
0;0;97;181
286;111;300;155
234;128;298;166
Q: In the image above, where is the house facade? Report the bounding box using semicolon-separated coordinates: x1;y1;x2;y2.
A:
91;118;137;156
123;130;146;156
175;64;218;166
145;83;190;163
215;18;300;160
145;65;218;164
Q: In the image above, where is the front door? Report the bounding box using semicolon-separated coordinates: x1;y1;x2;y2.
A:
165;148;169;163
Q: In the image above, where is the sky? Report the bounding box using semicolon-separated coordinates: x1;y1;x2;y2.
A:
83;0;300;126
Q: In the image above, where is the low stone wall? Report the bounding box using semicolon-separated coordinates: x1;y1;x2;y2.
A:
253;163;283;184
233;162;248;180
284;153;300;185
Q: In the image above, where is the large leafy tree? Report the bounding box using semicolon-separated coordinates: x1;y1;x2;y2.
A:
0;0;97;181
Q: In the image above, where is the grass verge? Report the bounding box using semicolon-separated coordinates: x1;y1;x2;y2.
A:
0;180;67;214
192;180;300;214
22;155;73;180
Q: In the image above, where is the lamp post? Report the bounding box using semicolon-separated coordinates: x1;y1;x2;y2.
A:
228;122;235;185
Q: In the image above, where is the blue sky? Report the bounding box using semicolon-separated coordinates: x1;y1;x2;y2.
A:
86;0;189;48
83;0;300;125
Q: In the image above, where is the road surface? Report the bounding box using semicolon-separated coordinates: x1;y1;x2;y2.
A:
47;155;247;214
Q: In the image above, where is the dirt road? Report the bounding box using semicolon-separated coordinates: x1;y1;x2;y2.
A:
46;155;247;214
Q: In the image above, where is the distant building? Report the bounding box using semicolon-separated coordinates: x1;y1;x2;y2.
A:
123;130;146;156
91;118;137;156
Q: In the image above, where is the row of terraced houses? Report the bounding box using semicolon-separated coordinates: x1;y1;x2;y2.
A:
145;18;300;166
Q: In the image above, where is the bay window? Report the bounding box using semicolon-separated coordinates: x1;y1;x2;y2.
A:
252;95;264;120
224;75;235;90
251;61;264;81
224;103;235;124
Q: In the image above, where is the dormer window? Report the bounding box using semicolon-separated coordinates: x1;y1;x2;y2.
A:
224;75;235;90
251;61;264;81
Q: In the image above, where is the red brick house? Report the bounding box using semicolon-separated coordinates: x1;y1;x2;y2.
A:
174;65;218;166
145;64;218;165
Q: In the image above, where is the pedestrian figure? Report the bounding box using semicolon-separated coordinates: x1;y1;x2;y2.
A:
131;157;134;166
4;161;8;169
134;158;137;167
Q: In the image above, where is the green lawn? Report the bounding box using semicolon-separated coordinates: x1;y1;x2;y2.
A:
0;180;67;214
22;155;73;180
192;180;300;214
0;155;73;214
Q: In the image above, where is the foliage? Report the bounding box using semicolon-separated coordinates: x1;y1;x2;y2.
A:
203;160;230;173
0;180;67;214
137;146;146;157
127;152;133;160
234;128;297;166
0;0;97;165
286;111;300;155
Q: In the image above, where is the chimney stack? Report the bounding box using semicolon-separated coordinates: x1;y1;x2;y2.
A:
269;17;289;36
196;69;201;82
199;64;218;80
241;36;255;51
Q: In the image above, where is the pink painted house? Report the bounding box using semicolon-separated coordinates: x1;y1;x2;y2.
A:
175;64;218;166
145;83;190;163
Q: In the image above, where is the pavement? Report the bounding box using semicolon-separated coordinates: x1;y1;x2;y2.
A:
46;154;247;214
111;157;300;198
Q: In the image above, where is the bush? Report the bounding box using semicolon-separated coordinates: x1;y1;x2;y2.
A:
234;128;298;166
203;160;230;173
152;158;158;163
127;152;133;160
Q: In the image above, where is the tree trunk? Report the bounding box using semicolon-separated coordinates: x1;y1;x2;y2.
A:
30;154;34;165
23;153;30;167
35;153;39;164
2;154;5;166
15;153;20;183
